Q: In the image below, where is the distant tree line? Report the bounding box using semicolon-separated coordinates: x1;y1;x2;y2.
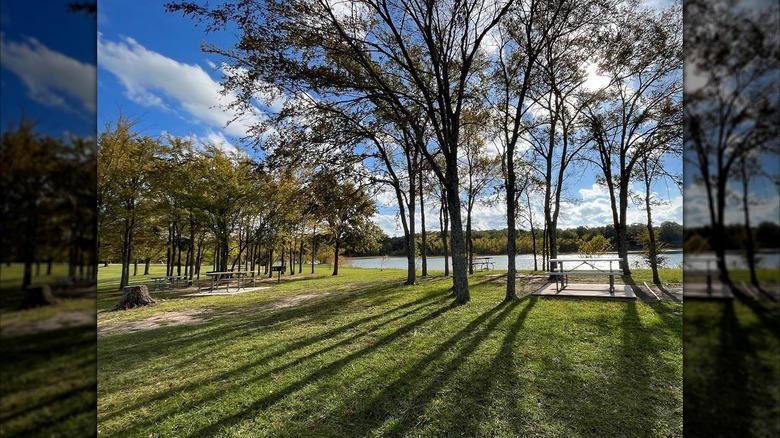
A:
350;222;684;257
0;119;96;290
685;223;780;254
97;115;383;290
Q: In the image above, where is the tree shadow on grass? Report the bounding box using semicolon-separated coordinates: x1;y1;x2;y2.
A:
525;301;681;437
177;299;459;437
655;283;682;303
427;297;539;437
274;298;530;437
624;276;683;329
99;286;448;426
102;287;457;436
1;325;96;438
100;280;414;353
684;299;779;437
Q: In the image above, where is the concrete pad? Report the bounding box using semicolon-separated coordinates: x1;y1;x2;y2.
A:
683;283;734;299
531;282;636;300
182;286;272;297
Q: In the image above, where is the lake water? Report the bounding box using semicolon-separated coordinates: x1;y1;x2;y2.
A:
344;251;779;271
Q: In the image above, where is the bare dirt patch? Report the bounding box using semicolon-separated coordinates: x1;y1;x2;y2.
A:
99;292;335;335
1;310;96;337
262;292;335;310
98;309;209;335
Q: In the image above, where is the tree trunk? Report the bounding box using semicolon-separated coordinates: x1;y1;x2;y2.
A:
119;213;134;290
505;159;518;301
419;172;428;277
445;162;469;303
642;170;662;285
166;224;173;276
144;257;151;275
112;285;156;310
527;192;538;271
467;203;474;275
268;249;274;278
176;224;183;276
289;245;294;275
740;161;760;289
299;239;304;273
403;175;417;285
19;284;58;309
332;239;340;276
440;193;450;277
311;227;317;274
618;176;632;275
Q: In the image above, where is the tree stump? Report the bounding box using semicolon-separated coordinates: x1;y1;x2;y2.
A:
112;285;156;310
19;284;58;309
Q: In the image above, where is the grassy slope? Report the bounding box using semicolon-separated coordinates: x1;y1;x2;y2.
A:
97;265;683;437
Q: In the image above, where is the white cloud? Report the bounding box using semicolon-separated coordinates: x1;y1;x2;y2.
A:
0;33;96;114
372;212;402;237
579;183;611;200
98;34;265;138
195;129;240;155
684;182;780;228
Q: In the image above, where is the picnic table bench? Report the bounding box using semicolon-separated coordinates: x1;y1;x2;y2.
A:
547;257;624;292
683;257;719;294
471;257;494;272
150;275;188;291
203;271;255;293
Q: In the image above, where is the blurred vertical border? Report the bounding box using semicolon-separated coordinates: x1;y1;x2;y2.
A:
0;1;97;436
683;0;780;435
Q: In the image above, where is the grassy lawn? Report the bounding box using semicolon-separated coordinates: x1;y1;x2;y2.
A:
98;265;683;437
0;264;96;438
683;298;780;437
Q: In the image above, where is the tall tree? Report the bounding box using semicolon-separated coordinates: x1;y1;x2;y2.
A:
635;143;681;285
460;108;501;274
1;119;64;289
167;0;517;304
310;173;380;276
489;0;609;299
583;0;682;275
98;119;161;290
684;0;778;286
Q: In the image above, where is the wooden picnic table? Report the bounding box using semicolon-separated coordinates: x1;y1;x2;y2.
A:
150;275;188;291
471;257;494;272
204;271;255;293
683;256;720;293
548;257;624;292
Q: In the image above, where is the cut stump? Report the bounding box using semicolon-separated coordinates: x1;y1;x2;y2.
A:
19;284;58;309
112;285;156;310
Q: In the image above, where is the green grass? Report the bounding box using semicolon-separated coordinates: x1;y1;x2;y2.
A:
626;268;683;284
98;265;683;437
0;263;92;309
0;325;97;437
683;299;780;437
724;268;780;284
1;264;97;437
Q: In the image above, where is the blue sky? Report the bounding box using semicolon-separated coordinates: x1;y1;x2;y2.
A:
0;0;689;237
92;1;687;237
0;0;96;137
